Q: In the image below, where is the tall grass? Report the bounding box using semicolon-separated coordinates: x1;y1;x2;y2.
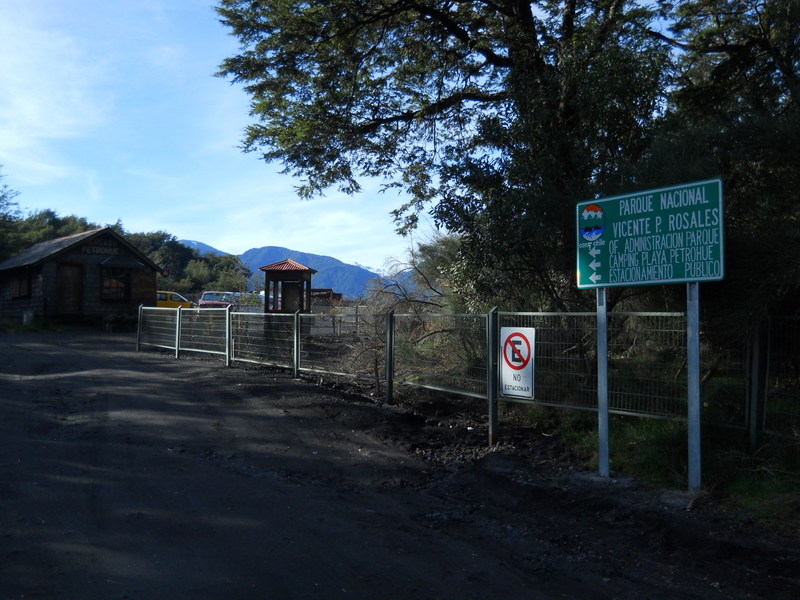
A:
522;405;800;528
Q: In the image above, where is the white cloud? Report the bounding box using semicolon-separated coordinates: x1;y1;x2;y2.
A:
201;182;414;266
0;7;111;184
0;1;428;269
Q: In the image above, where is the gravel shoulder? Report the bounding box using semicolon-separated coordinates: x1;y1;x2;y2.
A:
1;328;798;599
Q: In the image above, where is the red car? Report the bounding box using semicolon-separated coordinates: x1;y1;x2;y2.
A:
197;291;239;310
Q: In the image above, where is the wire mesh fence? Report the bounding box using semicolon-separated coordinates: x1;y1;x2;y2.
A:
137;306;798;435
765;316;800;436
137;306;178;351
298;312;386;382
178;308;228;357
393;313;488;398
696;336;749;430
231;312;294;368
606;313;688;419
499;312;597;410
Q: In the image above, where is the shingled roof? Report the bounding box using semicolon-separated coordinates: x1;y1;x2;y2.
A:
258;258;317;273
0;226;160;272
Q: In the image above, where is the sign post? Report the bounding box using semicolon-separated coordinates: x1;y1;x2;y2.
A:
597;288;609;478
500;327;535;400
687;282;702;491
576;179;724;492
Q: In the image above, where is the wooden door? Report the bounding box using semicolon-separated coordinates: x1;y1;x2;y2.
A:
57;263;83;317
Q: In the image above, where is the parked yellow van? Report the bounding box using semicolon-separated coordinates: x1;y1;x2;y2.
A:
156;291;194;308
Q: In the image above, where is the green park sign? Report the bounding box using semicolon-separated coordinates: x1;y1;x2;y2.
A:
576;179;724;289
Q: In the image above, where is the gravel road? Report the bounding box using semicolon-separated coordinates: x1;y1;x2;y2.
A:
1;328;798;599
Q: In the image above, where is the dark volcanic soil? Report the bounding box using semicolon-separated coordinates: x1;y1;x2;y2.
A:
1;328;798;599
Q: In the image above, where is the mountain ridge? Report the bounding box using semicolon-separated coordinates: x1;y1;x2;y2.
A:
179;240;383;299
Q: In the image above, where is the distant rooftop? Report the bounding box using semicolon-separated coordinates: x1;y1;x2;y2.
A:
0;227;160;272
259;258;317;273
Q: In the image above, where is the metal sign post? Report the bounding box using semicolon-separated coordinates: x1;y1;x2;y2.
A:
576;179;724;492
687;283;702;492
597;288;609;477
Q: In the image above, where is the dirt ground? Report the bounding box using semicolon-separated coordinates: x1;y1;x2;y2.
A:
1;327;798;600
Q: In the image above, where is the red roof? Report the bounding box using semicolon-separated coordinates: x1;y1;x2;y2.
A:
258;258;317;273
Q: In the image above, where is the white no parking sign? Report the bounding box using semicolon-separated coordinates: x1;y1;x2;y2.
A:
500;327;535;399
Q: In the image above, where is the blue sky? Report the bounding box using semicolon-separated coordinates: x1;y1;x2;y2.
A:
0;0;428;269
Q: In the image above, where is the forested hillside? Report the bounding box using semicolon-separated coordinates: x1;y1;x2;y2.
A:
0;192;383;299
178;241;383;298
239;246;378;298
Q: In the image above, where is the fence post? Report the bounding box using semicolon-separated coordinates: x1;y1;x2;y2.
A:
293;310;301;378
225;305;231;367
761;319;772;439
136;304;143;351
487;307;499;446
748;321;768;449
175;306;182;359
385;309;395;404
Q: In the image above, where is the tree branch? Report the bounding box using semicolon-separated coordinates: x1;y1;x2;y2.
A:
355;89;507;134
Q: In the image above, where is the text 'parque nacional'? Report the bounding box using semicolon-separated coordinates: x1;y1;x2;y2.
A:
576;179;725;288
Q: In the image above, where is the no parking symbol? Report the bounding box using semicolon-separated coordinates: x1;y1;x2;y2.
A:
500;327;535;399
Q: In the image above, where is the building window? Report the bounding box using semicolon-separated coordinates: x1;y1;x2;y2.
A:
10;273;31;299
101;267;130;301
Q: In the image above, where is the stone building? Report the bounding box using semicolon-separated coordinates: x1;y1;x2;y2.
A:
0;227;160;325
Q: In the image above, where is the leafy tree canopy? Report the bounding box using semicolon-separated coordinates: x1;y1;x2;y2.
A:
640;0;800;329
0;198;252;296
15;210;101;248
0;166;21;259
218;0;800;325
370;232;461;312
217;0;673;310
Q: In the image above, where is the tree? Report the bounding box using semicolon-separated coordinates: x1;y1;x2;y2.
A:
14;210;100;248
206;254;253;292
216;0;673;310
640;0;800;331
370;233;461;312
0;166;21;260
183;259;213;292
125;230;200;290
